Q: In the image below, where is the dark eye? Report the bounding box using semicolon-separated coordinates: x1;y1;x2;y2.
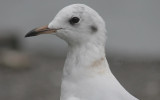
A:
69;17;80;25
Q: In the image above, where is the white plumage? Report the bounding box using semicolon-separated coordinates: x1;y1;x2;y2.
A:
26;4;139;100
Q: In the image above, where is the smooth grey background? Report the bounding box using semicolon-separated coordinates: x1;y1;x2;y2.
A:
0;0;160;60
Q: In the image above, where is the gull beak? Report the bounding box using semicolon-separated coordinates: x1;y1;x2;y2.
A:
25;25;58;37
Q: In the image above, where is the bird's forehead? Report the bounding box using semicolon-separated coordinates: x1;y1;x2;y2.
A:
55;4;100;24
58;4;86;17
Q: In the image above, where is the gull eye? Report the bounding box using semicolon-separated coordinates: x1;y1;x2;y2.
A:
69;17;80;25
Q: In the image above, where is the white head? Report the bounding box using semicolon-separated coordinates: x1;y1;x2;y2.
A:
25;4;107;46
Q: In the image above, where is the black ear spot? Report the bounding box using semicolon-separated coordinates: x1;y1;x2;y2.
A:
90;25;98;33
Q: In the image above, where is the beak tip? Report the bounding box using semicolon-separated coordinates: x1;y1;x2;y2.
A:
24;34;29;38
25;33;34;38
25;29;38;38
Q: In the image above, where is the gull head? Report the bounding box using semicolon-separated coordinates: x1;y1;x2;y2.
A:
25;4;107;46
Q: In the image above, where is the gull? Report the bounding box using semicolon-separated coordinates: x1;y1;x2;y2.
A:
25;4;139;100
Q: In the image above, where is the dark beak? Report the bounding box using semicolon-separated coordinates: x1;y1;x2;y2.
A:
25;25;57;37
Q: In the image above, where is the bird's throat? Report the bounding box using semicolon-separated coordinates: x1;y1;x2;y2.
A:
63;43;111;79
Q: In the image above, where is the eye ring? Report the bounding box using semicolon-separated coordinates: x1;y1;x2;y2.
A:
69;17;80;25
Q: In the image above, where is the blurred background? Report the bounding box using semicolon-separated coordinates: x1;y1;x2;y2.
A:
0;0;160;100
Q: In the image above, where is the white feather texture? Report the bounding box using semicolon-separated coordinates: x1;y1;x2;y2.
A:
48;4;138;100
